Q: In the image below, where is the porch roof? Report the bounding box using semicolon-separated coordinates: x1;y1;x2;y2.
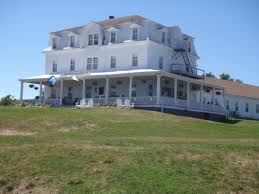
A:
19;69;224;90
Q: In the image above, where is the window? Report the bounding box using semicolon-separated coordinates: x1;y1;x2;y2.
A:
99;87;104;95
88;34;93;45
52;38;57;49
52;61;57;72
148;84;153;96
235;102;239;112
256;104;259;114
70;36;75;47
110;85;116;97
87;58;92;70
50;88;56;98
111;56;116;69
132;84;136;97
93;57;98;70
226;100;230;110
132;55;138;67
132;28;138;40
70;59;75;71
188;42;191;52
246;103;249;113
162;32;165;44
110;32;116;43
159;56;163;69
94;34;99;45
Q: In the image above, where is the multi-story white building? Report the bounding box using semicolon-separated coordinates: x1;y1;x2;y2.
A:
19;15;259;120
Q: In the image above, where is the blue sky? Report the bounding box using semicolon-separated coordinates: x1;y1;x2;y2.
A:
0;0;258;99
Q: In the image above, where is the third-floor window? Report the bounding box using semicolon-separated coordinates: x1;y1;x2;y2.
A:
110;56;116;69
52;38;57;49
162;32;165;44
52;61;57;72
70;36;75;47
88;34;99;45
70;59;75;71
132;55;138;67
110;32;116;43
132;28;138;40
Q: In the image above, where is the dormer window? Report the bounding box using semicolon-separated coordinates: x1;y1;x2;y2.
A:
132;28;138;40
70;36;75;47
162;32;165;44
52;38;57;49
70;59;75;71
110;32;116;44
88;34;99;45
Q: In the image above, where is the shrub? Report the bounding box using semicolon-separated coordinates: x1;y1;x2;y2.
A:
0;95;16;106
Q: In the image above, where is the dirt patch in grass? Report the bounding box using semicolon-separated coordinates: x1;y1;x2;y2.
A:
0;130;35;136
11;178;58;194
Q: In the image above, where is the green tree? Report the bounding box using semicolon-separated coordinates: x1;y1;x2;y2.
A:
0;95;15;106
219;73;231;80
205;72;216;78
235;79;243;84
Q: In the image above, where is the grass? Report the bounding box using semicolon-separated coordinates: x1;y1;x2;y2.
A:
0;106;258;193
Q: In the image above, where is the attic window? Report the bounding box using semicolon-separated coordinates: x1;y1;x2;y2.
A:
162;32;165;44
52;38;57;49
132;28;138;40
70;36;75;47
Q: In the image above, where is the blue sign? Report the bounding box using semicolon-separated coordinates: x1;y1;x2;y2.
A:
47;76;57;87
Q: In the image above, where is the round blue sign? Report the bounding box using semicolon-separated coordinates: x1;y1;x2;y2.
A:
47;76;57;87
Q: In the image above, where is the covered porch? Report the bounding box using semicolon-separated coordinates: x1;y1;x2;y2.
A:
19;69;226;115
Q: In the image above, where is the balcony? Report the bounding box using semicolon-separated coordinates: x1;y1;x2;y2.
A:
171;64;205;79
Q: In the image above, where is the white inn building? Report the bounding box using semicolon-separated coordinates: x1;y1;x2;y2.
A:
19;15;259;120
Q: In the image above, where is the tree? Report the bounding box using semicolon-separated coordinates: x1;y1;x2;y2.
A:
205;72;216;78
219;73;231;80
235;79;243;84
0;95;15;106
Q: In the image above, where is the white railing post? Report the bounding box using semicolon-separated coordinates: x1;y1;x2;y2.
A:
82;79;86;99
156;74;161;105
20;81;24;101
200;85;203;111
105;77;109;104
39;81;43;104
187;82;190;109
174;78;177;105
59;80;63;106
129;76;133;101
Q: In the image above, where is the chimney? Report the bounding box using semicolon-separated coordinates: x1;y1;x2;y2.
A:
109;16;115;19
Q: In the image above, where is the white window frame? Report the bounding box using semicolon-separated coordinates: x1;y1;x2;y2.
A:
94;34;99;45
132;54;138;67
52;60;57;72
132;28;138;41
159;56;163;69
110;56;116;69
162;32;166;44
88;34;93;45
70;58;75;71
70;36;75;47
110;31;116;44
93;57;98;70
245;103;249;113
87;58;92;70
52;38;58;49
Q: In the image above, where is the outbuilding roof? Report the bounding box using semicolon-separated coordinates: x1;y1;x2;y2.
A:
205;77;259;100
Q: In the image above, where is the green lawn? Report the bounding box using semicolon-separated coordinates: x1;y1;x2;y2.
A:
0;107;258;193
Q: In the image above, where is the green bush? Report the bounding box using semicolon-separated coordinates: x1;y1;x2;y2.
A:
0;95;16;106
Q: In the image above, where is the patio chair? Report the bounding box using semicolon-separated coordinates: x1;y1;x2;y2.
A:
124;99;134;108
75;98;86;109
86;98;94;108
116;98;125;108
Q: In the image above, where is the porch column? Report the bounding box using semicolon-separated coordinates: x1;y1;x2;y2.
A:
19;81;24;101
105;77;109;104
187;82;190;109
200;85;203;111
156;74;161;105
174;78;177;104
129;76;133;100
39;81;43;104
82;79;86;99
59;80;63;106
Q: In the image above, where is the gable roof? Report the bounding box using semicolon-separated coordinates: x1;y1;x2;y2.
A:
205;77;259;100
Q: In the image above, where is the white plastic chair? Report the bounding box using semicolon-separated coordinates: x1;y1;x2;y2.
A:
75;98;86;109
86;98;94;108
116;98;124;108
124;99;134;108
